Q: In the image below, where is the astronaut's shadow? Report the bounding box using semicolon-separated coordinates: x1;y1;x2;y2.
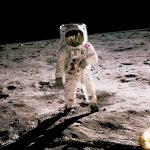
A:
2;108;92;150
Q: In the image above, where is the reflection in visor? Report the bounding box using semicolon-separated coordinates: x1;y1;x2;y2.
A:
65;30;84;47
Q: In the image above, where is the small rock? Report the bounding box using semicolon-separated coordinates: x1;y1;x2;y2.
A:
103;108;106;111
120;79;129;83
7;85;16;90
128;110;137;114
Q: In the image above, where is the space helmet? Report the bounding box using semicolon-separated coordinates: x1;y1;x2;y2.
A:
59;23;88;47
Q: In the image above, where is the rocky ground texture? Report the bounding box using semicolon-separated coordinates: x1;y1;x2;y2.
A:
0;28;150;150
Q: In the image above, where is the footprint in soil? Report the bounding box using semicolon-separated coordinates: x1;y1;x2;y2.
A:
120;79;130;83
39;81;51;89
120;74;137;83
0;92;9;99
99;121;123;130
12;57;24;62
143;59;150;65
121;63;133;66
125;74;137;78
39;81;50;86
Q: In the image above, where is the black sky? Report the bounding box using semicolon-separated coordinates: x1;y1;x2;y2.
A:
0;4;150;44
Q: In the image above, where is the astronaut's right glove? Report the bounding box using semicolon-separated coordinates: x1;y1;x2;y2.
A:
79;59;87;69
55;77;63;87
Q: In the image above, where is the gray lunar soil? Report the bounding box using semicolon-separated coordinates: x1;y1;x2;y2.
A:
0;28;150;150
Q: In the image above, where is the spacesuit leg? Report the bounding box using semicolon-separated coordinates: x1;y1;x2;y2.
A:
65;75;78;108
81;71;97;104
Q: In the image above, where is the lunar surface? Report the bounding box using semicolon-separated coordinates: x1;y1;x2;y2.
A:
0;28;150;150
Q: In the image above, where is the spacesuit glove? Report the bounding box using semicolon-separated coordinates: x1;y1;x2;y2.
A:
55;77;63;87
79;59;87;69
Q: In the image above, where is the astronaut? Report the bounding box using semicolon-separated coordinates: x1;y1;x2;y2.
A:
55;23;99;112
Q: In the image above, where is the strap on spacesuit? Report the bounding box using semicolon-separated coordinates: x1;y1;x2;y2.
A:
66;47;86;76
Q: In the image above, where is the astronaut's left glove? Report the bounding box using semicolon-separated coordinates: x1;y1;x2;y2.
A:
55;77;63;87
79;59;87;69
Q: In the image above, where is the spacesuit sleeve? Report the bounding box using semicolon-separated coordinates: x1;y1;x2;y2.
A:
55;46;69;78
84;43;98;66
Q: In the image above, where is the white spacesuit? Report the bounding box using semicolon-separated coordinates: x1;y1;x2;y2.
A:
55;23;99;112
